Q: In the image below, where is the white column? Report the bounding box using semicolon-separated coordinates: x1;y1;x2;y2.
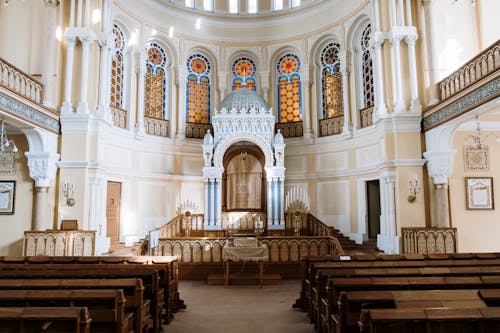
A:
267;179;273;228
372;37;388;118
88;174;100;232
405;35;422;113
301;68;312;139
390;36;406;113
76;36;91;114
397;0;405;25
210;179;216;226
41;0;58;108
61;36;77;114
204;179;210;227
69;0;75;27
378;174;398;254
389;0;397;26
273;179;278;225
405;0;413;26
176;76;187;139
340;53;352;135
84;0;90;27
135;50;146;137
279;179;285;226
259;71;269;103
96;0;112;122
77;0;83;27
33;187;49;231
218;71;228;101
422;0;440;105
216;178;222;227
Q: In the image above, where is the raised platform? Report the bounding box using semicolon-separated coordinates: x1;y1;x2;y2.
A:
207;273;282;285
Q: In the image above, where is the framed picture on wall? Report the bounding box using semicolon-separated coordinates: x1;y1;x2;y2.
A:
466;177;494;210
0;181;15;215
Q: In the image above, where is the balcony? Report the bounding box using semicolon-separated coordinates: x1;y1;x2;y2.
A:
275;121;303;138
423;40;500;131
0;57;59;133
319;115;343;137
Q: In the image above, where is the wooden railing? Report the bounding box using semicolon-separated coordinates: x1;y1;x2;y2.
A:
359;105;374;128
144;116;169;137
158;214;205;238
111;106;127;129
401;227;457;254
0;57;44;106
275;121;303;138
439;39;499;101
185;122;213;139
23;230;96;256
319;115;343;137
143;236;343;262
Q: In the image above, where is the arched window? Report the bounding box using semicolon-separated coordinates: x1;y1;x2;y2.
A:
361;24;374;108
110;24;126;109
231;57;257;91
320;42;343;119
186;54;211;124
144;42;167;119
277;54;302;123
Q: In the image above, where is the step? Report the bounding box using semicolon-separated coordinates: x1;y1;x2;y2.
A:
207;273;282;286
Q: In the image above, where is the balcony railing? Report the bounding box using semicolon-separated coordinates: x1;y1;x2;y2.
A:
439;39;499;101
319;115;343;137
185;122;213;139
111;106;127;129
0;57;44;106
359;105;374;128
145;116;169;137
275;121;303;138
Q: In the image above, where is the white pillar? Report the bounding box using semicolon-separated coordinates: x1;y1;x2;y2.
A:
389;0;397;26
211;179;216;226
218;71;227;101
76;36;91;115
405;0;413;26
279;179;285;226
390;36;406;113
422;0;440;105
135;50;146;137
204;179;210;226
61;36;76;114
216;178;222;227
41;1;58;108
96;0;112;122
69;0;75;27
88;174;100;232
301;68;312;139
77;0;83;27
378;173;398;254
267;179;273;228
273;179;278;225
405;35;422;113
84;0;90;27
33;187;49;231
340;53;352;136
372;37;388;118
397;0;405;25
176;76;187;139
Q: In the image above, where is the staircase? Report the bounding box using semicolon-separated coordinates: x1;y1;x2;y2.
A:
329;227;381;255
104;241;143;256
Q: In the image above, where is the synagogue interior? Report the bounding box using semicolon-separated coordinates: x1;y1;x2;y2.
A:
0;0;499;332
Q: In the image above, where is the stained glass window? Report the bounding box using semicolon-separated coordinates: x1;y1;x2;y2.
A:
277;54;302;123
144;42;167;119
320;42;343;119
231;57;257;92
361;24;374;108
110;24;126;109
186;54;211;124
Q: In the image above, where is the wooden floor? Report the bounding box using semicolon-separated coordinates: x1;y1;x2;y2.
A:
165;280;313;333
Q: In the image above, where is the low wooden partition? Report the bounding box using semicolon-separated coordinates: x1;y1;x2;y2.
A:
23;230;96;256
401;227;457;254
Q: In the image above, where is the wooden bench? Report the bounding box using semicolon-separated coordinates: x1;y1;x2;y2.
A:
0;307;91;333
0;279;148;333
0;289;133;333
0;267;163;333
358;307;500;333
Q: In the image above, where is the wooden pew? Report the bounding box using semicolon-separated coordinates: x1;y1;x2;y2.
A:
0;289;133;333
0;279;148;333
0;267;163;333
358;307;500;333
0;307;91;333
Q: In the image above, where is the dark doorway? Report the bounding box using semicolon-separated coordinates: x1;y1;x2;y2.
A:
366;180;381;239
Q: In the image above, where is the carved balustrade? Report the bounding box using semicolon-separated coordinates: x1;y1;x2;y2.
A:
275;121;303;138
401;227;457;254
439;39;499;101
111;106;127;129
144;116;169;137
0;57;44;106
145;236;343;263
359;105;374;128
23;230;96;256
185;123;213;139
319;115;344;137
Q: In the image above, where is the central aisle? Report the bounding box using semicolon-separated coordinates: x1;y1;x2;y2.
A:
166;280;313;333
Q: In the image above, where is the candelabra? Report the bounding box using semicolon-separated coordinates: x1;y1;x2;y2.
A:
184;211;192;237
254;217;265;236
293;211;302;236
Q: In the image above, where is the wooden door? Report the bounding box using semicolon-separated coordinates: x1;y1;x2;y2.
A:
367;180;381;239
106;181;121;245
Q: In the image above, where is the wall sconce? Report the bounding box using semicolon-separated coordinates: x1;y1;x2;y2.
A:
408;174;421;203
63;177;75;206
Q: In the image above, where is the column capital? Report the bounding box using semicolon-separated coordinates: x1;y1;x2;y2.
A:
64;35;78;46
404;34;418;45
423;150;456;185
25;152;59;187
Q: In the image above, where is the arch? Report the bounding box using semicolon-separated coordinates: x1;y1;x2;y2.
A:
274;52;303;123
110;23;127;110
186;52;213;124
213;132;274;170
228;51;259;92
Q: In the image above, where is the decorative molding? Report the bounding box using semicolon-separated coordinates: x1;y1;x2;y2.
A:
423;150;456;185
463;145;489;172
0;92;60;133
423;77;500;131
